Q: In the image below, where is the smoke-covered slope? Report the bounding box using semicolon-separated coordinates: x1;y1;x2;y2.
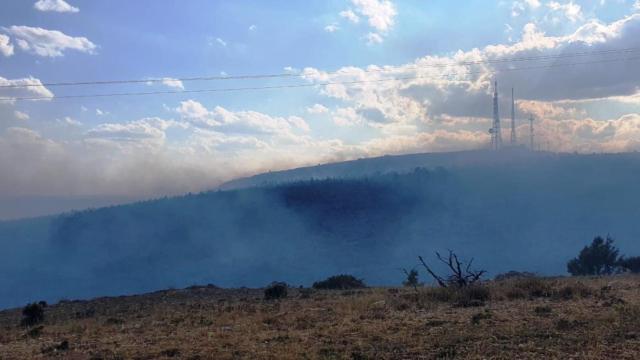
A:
1;150;640;309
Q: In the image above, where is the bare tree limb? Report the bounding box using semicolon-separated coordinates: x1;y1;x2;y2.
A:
419;256;447;288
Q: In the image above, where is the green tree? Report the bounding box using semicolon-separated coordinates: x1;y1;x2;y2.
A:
402;268;420;290
567;235;621;276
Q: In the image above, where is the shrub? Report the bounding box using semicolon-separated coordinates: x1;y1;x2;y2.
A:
264;282;288;300
567;235;621;276
21;302;45;327
312;275;366;290
454;285;490;307
421;285;490;307
512;277;552;298
494;271;536;281
619;256;640;273
553;282;592;300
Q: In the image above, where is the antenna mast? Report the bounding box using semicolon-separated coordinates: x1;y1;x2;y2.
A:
490;80;502;150
510;88;516;146
529;115;535;151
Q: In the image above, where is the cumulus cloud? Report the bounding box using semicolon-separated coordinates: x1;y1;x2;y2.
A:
85;118;175;145
176;100;311;137
33;0;79;13
511;0;541;17
0;76;54;103
306;104;329;114
160;77;184;90
324;23;340;33
365;32;384;45
3;26;96;57
350;0;397;32
340;9;360;23
0;34;13;57
546;1;583;23
14;111;29;121
303;13;640;136
58;116;82;127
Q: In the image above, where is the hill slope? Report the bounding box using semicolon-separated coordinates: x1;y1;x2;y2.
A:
1;150;640;309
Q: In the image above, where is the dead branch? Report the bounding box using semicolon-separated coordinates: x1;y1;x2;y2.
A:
419;251;486;288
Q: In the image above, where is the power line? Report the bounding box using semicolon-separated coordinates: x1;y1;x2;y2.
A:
2;55;639;102
1;47;639;89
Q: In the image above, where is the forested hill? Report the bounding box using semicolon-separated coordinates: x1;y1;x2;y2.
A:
220;148;555;190
1;150;640;309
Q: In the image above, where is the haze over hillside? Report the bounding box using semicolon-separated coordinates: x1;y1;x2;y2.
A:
1;149;639;309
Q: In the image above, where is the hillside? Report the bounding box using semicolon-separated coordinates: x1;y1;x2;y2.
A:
219;148;544;190
1;276;640;359
1;150;640;309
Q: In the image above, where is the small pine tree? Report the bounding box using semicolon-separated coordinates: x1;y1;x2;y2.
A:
402;269;419;289
567;235;621;276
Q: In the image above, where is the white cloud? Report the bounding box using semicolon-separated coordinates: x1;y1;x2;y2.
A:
58;116;82;127
176;99;212;119
340;9;361;23
215;37;227;47
634;0;640;10
0;76;54;103
526;0;541;8
324;23;340;33
511;0;541;17
161;77;184;90
3;26;96;57
546;1;583;23
33;0;79;13
175;100;310;138
301;12;640;146
96;109;109;116
307;104;329;114
333;107;365;126
249;24;257;31
14;111;29;121
365;32;384;45
350;0;397;32
0;34;13;57
85;118;174;145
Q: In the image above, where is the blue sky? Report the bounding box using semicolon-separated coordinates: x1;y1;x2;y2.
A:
1;0;640;218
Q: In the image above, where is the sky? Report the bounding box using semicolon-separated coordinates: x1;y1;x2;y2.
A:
1;0;640;219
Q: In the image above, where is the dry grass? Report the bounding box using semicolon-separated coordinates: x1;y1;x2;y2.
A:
1;276;640;359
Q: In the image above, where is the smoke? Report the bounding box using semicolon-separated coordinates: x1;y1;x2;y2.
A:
1;150;640;309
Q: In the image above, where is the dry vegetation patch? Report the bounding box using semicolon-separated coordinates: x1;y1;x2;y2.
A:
1;276;640;359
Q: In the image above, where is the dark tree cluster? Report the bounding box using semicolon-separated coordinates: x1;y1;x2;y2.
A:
567;235;640;276
312;275;366;290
